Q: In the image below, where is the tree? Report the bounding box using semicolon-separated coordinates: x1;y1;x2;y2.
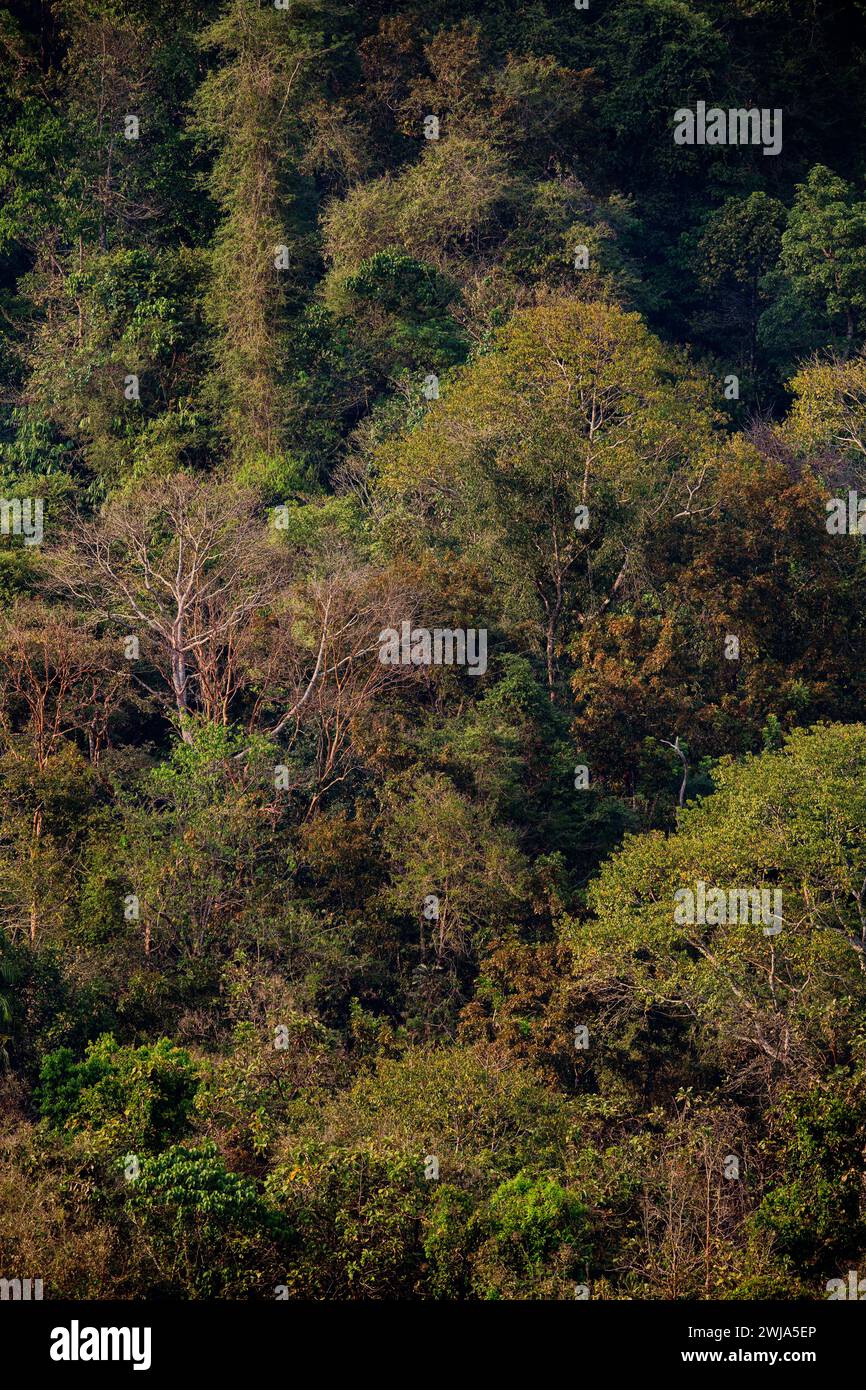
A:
563;724;866;1101
376;298;716;699
778;166;866;357
380;770;527;974
0;600;131;942
0;600;131;772
691;192;786;375
783;348;866;469
756;1072;866;1274
128;1141;289;1298
194;0;350;464
36;1034;198;1156
50;476;286;739
570;438;866;810
1;0;208;486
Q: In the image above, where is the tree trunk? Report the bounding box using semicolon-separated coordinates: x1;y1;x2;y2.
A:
546;618;556;703
29;806;43;944
171;647;194;742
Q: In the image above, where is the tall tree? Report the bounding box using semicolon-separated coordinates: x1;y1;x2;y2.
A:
376;299;716;700
778;166;866;358
194;0;349;466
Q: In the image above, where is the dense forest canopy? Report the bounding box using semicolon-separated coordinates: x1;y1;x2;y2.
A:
1;0;866;1301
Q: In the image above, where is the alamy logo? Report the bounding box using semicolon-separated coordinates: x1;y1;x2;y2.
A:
50;1320;152;1372
827;1270;866;1299
826;491;866;534
673;102;782;156
0;1277;42;1299
674;880;783;935
0;497;43;546
378;621;487;676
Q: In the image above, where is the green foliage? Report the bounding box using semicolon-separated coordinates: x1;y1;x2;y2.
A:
756;1074;866;1271
267;1147;428;1298
36;1035;198;1155
485;1172;587;1267
3;0;866;1305
779;167;866;350
128;1141;290;1298
564;724;866;1102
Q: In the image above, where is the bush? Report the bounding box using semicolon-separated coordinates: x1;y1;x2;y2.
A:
36;1035;198;1156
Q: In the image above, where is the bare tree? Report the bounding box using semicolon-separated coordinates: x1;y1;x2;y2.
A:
0;601;131;942
49;476;289;741
0;600;130;772
49;480;422;818
244;560;421;810
660;735;689;809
